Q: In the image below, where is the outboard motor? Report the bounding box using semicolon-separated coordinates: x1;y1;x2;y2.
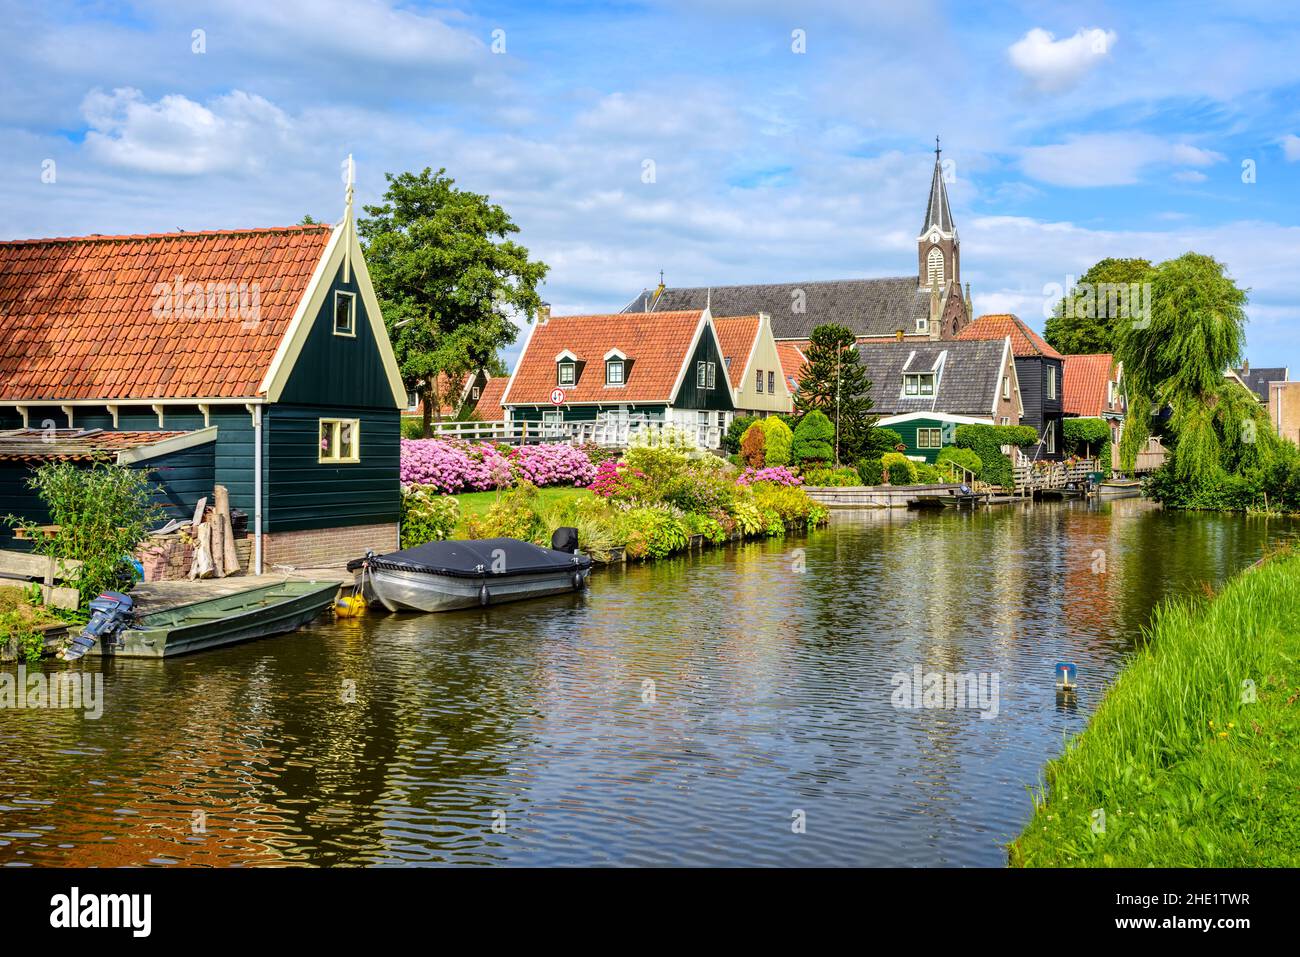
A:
59;591;135;661
551;526;579;554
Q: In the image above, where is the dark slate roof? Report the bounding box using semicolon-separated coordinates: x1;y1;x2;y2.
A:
626;277;933;340
921;155;954;235
1232;366;1288;403
855;338;1007;417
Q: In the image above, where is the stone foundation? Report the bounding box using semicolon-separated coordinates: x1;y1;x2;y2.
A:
262;522;400;569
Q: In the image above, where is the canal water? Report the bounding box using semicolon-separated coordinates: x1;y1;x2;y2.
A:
2;500;1296;867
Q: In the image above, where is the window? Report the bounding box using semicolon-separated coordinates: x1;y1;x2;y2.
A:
558;362;576;386
542;409;564;436
1107;381;1116;405
334;291;356;336
605;360;625;385
1000;416;1010;426
917;427;942;449
707;362;716;389
697;361;707;388
1045;424;1057;454
697;411;712;427
472;386;481;401
1002;375;1010;400
917;317;928;334
755;369;764;393
406;391;419;412
319;418;360;463
767;370;775;393
926;247;945;286
1048;366;1057;400
904;373;935;396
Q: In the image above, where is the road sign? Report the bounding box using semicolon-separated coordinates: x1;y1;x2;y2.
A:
550;388;566;405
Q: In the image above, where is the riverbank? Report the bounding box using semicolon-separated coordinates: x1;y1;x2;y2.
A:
1010;547;1300;867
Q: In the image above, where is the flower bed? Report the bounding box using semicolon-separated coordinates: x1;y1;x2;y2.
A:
400;439;594;493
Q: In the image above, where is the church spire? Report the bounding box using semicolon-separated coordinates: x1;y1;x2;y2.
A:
920;136;954;236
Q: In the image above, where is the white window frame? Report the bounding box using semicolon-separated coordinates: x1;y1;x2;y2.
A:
926;247;945;286
904;373;935;396
319;418;361;464
542;409;564;436
1002;375;1010;400
1048;366;1057;400
755;369;764;393
697;361;707;388
558;362;576;386
1045;424;1056;454
707;362;716;389
333;291;356;338
916;427;943;450
605;359;625;386
767;370;775;393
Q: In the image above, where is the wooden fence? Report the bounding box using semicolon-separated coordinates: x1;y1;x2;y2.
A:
415;419;724;449
0;549;82;609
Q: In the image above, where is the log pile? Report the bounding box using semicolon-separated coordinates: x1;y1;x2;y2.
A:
188;486;243;580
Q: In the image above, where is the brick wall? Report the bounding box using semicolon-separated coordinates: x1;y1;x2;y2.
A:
263;522;399;569
1271;382;1300;446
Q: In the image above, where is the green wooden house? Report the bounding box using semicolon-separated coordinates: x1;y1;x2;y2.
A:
0;182;406;572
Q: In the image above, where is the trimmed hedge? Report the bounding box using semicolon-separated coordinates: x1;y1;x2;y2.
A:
954;424;1040;488
793;410;835;464
1063;417;1112;466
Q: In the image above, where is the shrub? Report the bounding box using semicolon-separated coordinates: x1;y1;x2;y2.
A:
864;427;906;457
1062;417;1112;465
856;458;884;486
725;415;759;454
915;463;944;483
792;410;835;464
7;461;162;607
802;466;860;487
464;482;543;541
660;471;735;513
737;466;802;487
588;459;647;500
758;417;794;466
400;417;427;439
740;422;767;467
399;484;460;548
511;443;596;487
955;424;1040;489
936;447;983;482
0;585;61;663
400;438;513;491
624;440;692;486
881;452;918;485
534;495;625;562
621;506;690;560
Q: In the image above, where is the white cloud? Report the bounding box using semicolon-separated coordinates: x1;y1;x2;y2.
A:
1008;27;1117;92
1282;134;1300;161
82;88;292;175
1021;133;1225;187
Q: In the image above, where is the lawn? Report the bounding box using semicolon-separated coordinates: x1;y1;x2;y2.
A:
453;486;592;536
1010;548;1300;866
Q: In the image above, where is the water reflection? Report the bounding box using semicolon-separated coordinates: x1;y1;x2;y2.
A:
1;500;1295;867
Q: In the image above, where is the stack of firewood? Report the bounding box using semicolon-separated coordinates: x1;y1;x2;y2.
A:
188;485;242;579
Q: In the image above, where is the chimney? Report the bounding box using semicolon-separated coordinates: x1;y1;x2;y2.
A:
538;302;551;324
1242;359;1249;375
895;329;905;342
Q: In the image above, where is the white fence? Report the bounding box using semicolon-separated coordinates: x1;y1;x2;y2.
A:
414;418;724;449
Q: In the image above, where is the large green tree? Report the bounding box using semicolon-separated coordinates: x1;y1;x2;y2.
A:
358;168;548;435
794;323;877;464
1045;257;1154;355
1115;252;1248;481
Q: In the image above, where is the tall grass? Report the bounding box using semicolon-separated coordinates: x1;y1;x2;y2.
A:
1013;550;1300;866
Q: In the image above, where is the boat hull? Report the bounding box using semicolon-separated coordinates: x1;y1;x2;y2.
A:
365;565;591;613
1096;480;1143;500
88;581;340;659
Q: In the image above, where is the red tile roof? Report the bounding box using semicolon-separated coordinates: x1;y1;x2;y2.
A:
1063;353;1119;417
504;311;707;405
713;315;761;389
955;313;1063;360
776;341;808;391
472;376;507;420
0;225;333;401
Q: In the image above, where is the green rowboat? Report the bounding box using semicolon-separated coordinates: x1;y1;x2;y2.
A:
85;580;341;659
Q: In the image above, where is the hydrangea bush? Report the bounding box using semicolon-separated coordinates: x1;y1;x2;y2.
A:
736;466;803;487
400;439;595;493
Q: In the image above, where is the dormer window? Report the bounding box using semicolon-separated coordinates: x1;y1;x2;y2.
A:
904;372;936;396
605;359;624;385
334;291;356;337
555;349;579;387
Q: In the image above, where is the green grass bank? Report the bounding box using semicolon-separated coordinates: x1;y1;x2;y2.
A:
1011;549;1300;867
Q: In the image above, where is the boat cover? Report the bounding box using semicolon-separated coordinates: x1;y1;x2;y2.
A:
349;538;592;579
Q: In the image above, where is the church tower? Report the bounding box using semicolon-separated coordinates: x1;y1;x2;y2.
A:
917;137;959;291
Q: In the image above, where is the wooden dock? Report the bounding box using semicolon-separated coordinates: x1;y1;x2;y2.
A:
131;568;353;614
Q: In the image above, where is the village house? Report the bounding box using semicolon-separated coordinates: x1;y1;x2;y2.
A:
713;313;794;415
501;309;734;447
622;143;973;344
856;337;1022;461
1063;353;1125;453
403;369;499;422
956;314;1065;460
0;183;405;573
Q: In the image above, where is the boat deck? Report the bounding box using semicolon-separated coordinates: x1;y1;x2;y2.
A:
131;568;353;614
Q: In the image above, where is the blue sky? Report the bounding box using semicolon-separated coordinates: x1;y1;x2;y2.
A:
4;0;1299;372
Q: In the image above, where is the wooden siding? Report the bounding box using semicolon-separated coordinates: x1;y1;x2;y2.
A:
672;329;735;412
264;404;399;533
276;263;401;410
508;403;665;423
1013;356;1065;459
886;417;961;463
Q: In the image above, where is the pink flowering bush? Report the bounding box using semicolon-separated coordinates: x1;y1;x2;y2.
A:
588;459;648;499
736;466;803;487
511;443;596;487
400;439;594;492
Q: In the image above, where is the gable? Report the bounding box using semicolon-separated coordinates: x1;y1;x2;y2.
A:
672;320;734;411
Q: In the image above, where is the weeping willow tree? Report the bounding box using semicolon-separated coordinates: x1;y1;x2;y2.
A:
1115;252;1249;483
